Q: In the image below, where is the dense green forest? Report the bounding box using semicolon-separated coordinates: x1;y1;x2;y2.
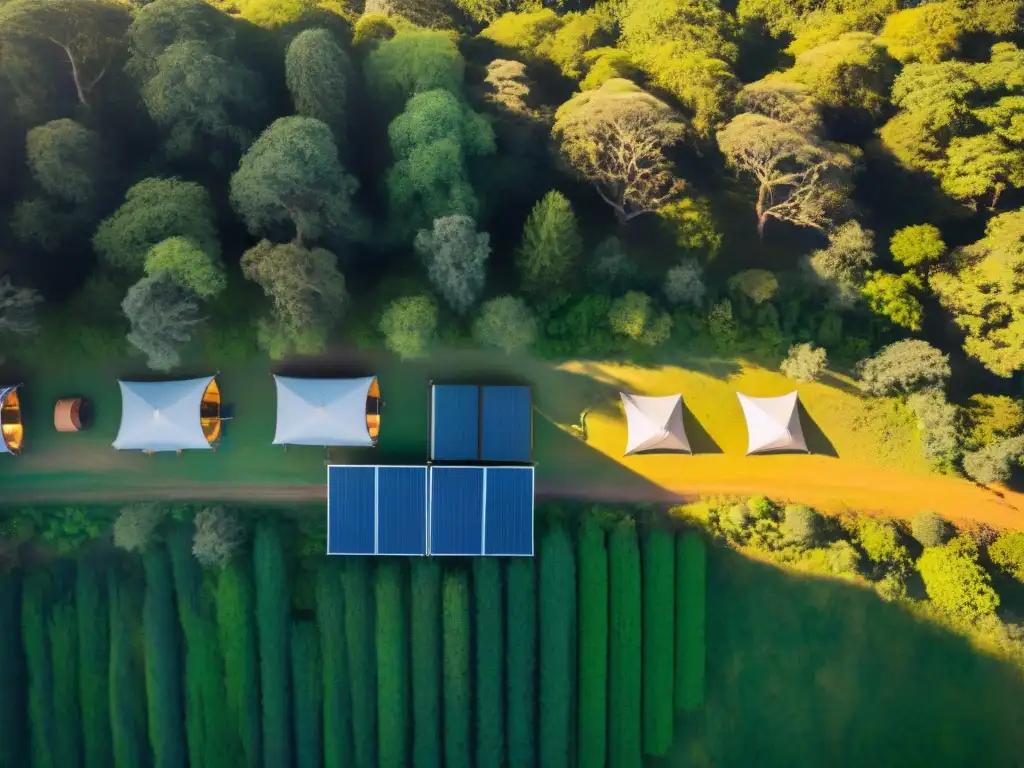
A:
0;0;1022;483
6;500;1024;766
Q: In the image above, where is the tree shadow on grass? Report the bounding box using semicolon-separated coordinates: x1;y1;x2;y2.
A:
661;546;1024;768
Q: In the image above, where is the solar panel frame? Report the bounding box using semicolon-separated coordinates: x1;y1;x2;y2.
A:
428;466;535;557
326;465;376;555
483;466;535;556
480;385;533;463
428;466;485;556
430;384;480;461
377;466;429;556
327;465;428;556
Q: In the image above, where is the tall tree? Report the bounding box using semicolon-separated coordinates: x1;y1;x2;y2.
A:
517;191;582;296
232;116;364;246
26;119;106;205
718;112;856;237
142;40;267;165
386;89;495;237
554;79;686;223
127;0;236;80
365;29;465;111
807;220;876;305
0;0;130;108
285;29;352;146
0;276;42;338
93;177;220;272
930;208;1024;377
122;272;204;372
414;215;490;315
144;237;226;300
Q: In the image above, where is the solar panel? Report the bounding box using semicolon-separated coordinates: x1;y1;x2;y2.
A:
327;466;427;555
428;466;534;557
481;386;532;463
431;385;480;461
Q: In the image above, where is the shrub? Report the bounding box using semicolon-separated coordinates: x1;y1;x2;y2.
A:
379;295;437;360
49;601;81;768
889;224;945;268
414;215;490;315
963;436;1024;484
114;504;165;553
30;507;107;555
664;259;706;307
217;561;262;768
857;339;951;396
442;568;471;768
472;296;537;354
780;343;828;382
727;504;750;529
76;562;112;768
911;510;949;548
675;531;706;712
0;575;26;765
917;536;999;622
747;496;777;520
706;299;738;350
539;523;576;768
473;559;504;768
728;269;779;304
826;540;860;575
108;574;147;768
192;507;245;568
609;291;673;347
875;571;909;602
577;518;608;768
609;522;642;767
290;622;323;768
143;547;186;768
907;388;962;470
253;524;292;768
517;190;582;296
782;505;821;545
989;532;1024;582
375;560;409;768
855;518;908;567
506;559;537;767
410;560;442;768
342;559;376;768
591;236;636;287
22;571;55;768
965;395;1024;450
642;530;674;757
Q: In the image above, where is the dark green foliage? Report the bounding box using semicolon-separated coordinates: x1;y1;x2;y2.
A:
410;559;442;768
0;574;26;768
108;572;148;768
540;522;577;768
22;571;55;768
578;517;609;768
342;558;377;768
473;559;505;768
375;560;410;768
216;560;261;768
642;530;675;756
254;523;292;768
50;599;82;768
506;558;537;768
316;561;354;768
291;621;324;768
77;562;112;768
143;547;186;768
609;522;642;768
442;568;472;768
169;527;237;768
676;531;707;712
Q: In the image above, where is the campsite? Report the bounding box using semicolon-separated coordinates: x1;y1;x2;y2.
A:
2;0;1024;764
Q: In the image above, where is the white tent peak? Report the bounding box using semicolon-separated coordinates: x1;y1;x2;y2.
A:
273;375;377;447
113;377;216;452
620;392;691;455
736;391;808;455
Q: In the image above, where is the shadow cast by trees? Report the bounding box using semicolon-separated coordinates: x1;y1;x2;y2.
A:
662;546;1024;768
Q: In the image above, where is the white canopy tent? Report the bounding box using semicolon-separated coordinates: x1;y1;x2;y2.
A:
736;391;808;455
273;375;377;447
113;377;217;452
620;392;691;455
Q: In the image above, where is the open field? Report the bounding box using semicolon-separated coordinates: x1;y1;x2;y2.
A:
4;335;1024;528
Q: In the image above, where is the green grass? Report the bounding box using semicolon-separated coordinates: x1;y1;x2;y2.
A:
667;546;1024;767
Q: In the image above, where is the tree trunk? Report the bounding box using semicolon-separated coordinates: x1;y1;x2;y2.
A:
62;44;89;106
756;184;769;241
989;184;1004;211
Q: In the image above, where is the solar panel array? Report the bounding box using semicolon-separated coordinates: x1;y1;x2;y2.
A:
327;464;534;556
430;384;532;463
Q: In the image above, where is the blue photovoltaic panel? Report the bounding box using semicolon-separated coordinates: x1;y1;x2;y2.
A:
327;466;375;554
484;467;534;556
377;467;428;555
430;467;485;555
431;385;480;461
481;386;532;463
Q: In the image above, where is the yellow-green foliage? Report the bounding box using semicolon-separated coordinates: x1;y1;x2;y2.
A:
879;2;964;63
917;536;999;622
480;9;606;79
581;48;640;91
966;394;1024;449
989;532;1024;582
353;13;397;50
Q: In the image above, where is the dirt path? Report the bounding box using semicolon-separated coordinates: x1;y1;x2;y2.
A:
5;469;1024;531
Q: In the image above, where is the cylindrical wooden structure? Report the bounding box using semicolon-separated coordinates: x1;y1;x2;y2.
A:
54;398;84;432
